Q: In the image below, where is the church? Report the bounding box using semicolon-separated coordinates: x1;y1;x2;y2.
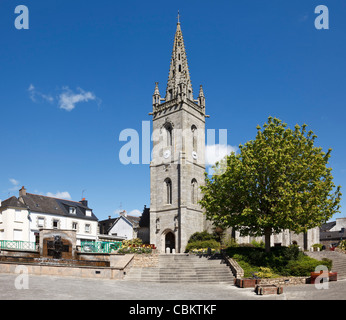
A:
147;17;319;253
149;16;208;253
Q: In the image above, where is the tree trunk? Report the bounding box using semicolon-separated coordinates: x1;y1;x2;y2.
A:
264;227;271;253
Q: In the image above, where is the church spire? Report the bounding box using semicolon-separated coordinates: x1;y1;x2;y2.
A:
165;15;193;101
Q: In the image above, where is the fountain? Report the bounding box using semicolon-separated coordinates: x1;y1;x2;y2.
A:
0;229;134;279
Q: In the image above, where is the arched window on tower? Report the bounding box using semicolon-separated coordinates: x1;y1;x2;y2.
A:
165;178;172;205
165;123;173;147
191;125;197;152
191;179;198;205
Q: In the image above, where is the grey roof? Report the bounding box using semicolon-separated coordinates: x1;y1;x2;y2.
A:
99;217;120;234
20;193;98;221
320;221;336;232
98;214;141;235
0;196;27;210
125;215;140;227
320;230;346;241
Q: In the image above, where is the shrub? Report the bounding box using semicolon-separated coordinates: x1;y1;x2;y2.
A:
122;238;142;247
185;239;220;252
188;231;218;243
221;236;238;248
282;245;300;261
256;267;273;278
283;256;332;276
225;245;332;277
338;240;346;250
250;240;265;248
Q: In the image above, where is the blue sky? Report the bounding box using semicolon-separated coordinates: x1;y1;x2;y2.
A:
0;0;345;221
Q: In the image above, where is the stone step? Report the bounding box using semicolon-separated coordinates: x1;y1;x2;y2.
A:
127;270;232;275
124;254;234;283
305;251;346;279
126;276;232;281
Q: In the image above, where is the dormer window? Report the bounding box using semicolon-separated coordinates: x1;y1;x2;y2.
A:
69;207;76;215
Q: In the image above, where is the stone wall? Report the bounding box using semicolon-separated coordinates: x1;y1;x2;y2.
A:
257;277;308;286
132;254;159;268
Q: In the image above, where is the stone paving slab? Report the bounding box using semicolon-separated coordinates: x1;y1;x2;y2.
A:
1;274;346;301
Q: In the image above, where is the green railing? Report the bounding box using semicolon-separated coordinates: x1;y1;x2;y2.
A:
0;240;39;251
80;241;122;253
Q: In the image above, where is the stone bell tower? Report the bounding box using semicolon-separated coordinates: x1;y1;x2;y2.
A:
149;16;207;253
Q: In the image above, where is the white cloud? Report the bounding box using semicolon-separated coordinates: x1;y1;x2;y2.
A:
128;209;142;217
205;144;237;166
28;84;54;103
9;178;19;186
28;84;100;111
58;87;96;111
46;191;72;200
8;178;20;192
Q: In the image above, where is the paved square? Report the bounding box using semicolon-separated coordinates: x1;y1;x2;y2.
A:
1;274;346;300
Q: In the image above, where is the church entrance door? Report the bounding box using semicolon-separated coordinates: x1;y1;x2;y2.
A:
165;232;175;253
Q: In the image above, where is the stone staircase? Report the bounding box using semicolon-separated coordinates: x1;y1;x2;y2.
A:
124;254;234;283
305;250;346;280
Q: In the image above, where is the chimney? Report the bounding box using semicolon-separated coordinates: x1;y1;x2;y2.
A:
108;215;111;220
19;186;26;197
80;198;88;207
119;210;127;217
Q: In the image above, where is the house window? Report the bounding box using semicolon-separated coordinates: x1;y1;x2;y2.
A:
72;222;78;231
15;210;21;221
13;229;22;241
85;224;91;233
37;217;44;228
69;207;76;215
53;219;59;229
165;178;172;205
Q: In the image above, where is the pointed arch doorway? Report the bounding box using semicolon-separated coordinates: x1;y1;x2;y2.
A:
165;231;175;253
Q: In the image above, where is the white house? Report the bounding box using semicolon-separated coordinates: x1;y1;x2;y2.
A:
0;186;99;246
99;211;140;240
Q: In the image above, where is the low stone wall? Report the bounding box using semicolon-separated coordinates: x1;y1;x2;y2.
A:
222;253;244;278
257;276;308;286
0;249;39;258
0;253;135;280
132;253;159;267
0;262;124;279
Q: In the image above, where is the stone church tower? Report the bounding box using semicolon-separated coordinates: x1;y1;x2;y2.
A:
149;18;207;253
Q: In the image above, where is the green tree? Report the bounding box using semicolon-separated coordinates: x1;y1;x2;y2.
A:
200;117;342;252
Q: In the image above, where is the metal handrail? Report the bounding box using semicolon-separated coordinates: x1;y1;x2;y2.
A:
80;241;122;253
0;240;39;251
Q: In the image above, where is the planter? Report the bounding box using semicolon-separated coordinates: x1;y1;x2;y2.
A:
235;278;260;288
255;284;283;295
310;272;337;284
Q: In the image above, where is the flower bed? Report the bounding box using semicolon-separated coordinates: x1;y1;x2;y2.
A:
118;244;156;254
